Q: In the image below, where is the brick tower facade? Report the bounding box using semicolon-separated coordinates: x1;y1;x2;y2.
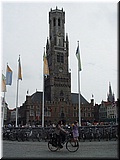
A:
45;7;71;103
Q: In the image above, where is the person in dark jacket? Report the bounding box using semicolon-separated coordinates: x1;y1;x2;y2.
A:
55;120;68;148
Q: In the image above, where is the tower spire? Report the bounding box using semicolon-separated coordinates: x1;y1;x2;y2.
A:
109;82;112;95
107;82;114;102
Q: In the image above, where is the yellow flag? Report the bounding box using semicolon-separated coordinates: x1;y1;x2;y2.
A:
18;56;22;80
43;52;49;75
1;74;6;92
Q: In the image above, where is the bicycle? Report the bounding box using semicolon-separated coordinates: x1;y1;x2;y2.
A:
48;132;79;152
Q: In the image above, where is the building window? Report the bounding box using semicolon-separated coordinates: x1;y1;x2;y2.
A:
88;113;91;117
54;37;56;45
58;18;60;26
83;112;86;117
73;111;77;117
61;112;64;118
53;18;56;26
68;108;70;113
58;38;61;46
45;111;51;117
37;105;40;109
36;110;40;116
60;90;64;96
74;107;77;110
30;105;34;109
30;110;34;116
57;53;64;63
45;107;51;117
55;107;56;112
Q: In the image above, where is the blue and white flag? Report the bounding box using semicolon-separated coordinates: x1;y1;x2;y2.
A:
6;64;13;85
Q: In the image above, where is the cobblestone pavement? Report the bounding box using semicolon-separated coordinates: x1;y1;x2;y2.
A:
1;140;119;159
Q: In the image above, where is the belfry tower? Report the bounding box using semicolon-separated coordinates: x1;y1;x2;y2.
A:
45;7;71;103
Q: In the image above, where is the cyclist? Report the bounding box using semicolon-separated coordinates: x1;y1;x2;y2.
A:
55;120;68;148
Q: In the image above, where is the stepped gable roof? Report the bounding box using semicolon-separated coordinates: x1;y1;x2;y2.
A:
71;93;90;105
31;91;42;103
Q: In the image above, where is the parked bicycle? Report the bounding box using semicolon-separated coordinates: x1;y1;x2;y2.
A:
48;132;79;152
87;127;94;142
94;127;102;141
103;127;109;141
79;127;86;142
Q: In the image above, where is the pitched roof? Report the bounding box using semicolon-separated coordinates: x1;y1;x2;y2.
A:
71;93;90;105
31;91;42;103
30;91;90;105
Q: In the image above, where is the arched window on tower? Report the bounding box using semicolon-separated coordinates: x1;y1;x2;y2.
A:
60;90;64;96
54;37;56;45
60;90;64;101
53;18;56;26
58;18;60;26
58;38;61;46
57;53;64;63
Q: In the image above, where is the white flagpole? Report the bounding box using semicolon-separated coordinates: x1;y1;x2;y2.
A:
15;55;21;127
115;103;117;125
78;69;81;126
77;41;81;127
15;79;19;127
42;47;45;128
2;92;6;128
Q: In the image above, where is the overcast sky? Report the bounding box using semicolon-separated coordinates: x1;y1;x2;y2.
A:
1;0;118;109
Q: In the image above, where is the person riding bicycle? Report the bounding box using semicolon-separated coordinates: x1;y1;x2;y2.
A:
55;120;68;148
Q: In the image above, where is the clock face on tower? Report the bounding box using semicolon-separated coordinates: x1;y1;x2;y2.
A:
58;32;61;36
59;67;63;72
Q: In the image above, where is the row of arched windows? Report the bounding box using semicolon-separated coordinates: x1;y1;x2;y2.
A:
53;17;61;26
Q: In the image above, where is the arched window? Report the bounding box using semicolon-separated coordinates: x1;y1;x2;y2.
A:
57;53;64;63
60;90;64;96
58;18;60;26
53;18;56;26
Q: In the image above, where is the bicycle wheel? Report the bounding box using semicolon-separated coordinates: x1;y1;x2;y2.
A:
9;133;16;141
48;141;59;152
66;140;79;152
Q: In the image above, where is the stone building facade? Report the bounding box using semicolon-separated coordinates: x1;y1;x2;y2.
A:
19;91;95;126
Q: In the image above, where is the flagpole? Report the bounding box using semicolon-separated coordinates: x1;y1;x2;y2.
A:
78;70;81;126
15;55;22;127
77;41;81;126
115;103;117;125
42;47;45;128
15;79;19;127
2;91;6;128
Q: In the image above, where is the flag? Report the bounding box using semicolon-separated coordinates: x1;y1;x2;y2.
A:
1;74;6;92
43;51;49;75
18;56;22;80
6;64;12;85
76;42;82;71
